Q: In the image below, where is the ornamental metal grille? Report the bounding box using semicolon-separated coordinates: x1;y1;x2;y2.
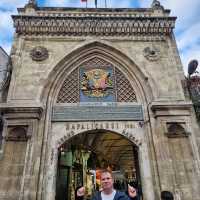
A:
115;68;137;102
56;68;79;103
82;57;111;69
56;58;137;103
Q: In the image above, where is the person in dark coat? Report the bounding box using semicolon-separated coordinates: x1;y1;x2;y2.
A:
76;169;138;200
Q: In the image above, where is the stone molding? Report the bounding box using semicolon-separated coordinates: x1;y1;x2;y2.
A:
151;101;192;117
2;119;35;142
0;104;43;142
56;121;143;148
0;103;44;120
12;15;176;37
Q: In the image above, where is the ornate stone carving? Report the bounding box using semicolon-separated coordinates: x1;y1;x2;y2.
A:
143;46;160;61
26;0;37;7
28;0;36;4
30;46;48;61
151;0;164;10
56;57;137;103
12;14;176;37
5;126;29;141
165;122;190;138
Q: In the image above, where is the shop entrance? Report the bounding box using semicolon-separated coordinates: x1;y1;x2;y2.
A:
55;130;142;200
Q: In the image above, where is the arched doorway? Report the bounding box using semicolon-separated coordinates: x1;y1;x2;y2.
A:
55;130;142;200
42;42;155;200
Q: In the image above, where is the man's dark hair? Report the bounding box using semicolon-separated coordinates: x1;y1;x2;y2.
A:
161;191;174;200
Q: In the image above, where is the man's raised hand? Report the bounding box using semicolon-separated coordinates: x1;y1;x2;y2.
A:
77;187;85;197
128;184;137;198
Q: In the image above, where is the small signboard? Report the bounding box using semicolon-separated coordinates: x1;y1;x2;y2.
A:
52;104;143;121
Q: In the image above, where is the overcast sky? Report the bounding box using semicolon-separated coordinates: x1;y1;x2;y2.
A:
0;0;199;74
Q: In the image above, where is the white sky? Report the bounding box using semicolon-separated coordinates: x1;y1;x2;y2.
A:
0;0;199;74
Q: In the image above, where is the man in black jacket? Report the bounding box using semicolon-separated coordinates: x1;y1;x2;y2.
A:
77;169;138;200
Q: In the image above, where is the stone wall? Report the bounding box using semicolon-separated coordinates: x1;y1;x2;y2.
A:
0;47;9;102
8;37;185;103
0;2;199;200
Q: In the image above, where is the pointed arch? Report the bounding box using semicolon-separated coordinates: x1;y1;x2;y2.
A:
45;121;155;200
40;41;156;200
56;57;138;103
41;40;156;107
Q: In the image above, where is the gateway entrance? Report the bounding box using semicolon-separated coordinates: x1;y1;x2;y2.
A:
49;48;149;200
55;130;142;200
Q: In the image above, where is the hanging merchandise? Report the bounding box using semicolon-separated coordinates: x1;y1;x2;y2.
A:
73;149;82;165
82;150;90;187
86;172;94;196
60;151;73;167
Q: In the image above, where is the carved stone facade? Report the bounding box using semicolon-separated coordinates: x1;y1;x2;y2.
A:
30;46;49;61
0;1;200;200
0;47;10;101
13;15;175;37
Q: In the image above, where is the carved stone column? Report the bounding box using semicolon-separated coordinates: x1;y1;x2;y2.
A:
151;101;200;200
0;104;43;200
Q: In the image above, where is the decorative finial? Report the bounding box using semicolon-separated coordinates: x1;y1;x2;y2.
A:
151;0;164;9
25;0;37;10
28;0;36;5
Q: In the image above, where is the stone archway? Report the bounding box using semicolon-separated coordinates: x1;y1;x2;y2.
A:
44;121;155;200
40;41;156;200
56;130;141;200
41;40;155;105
